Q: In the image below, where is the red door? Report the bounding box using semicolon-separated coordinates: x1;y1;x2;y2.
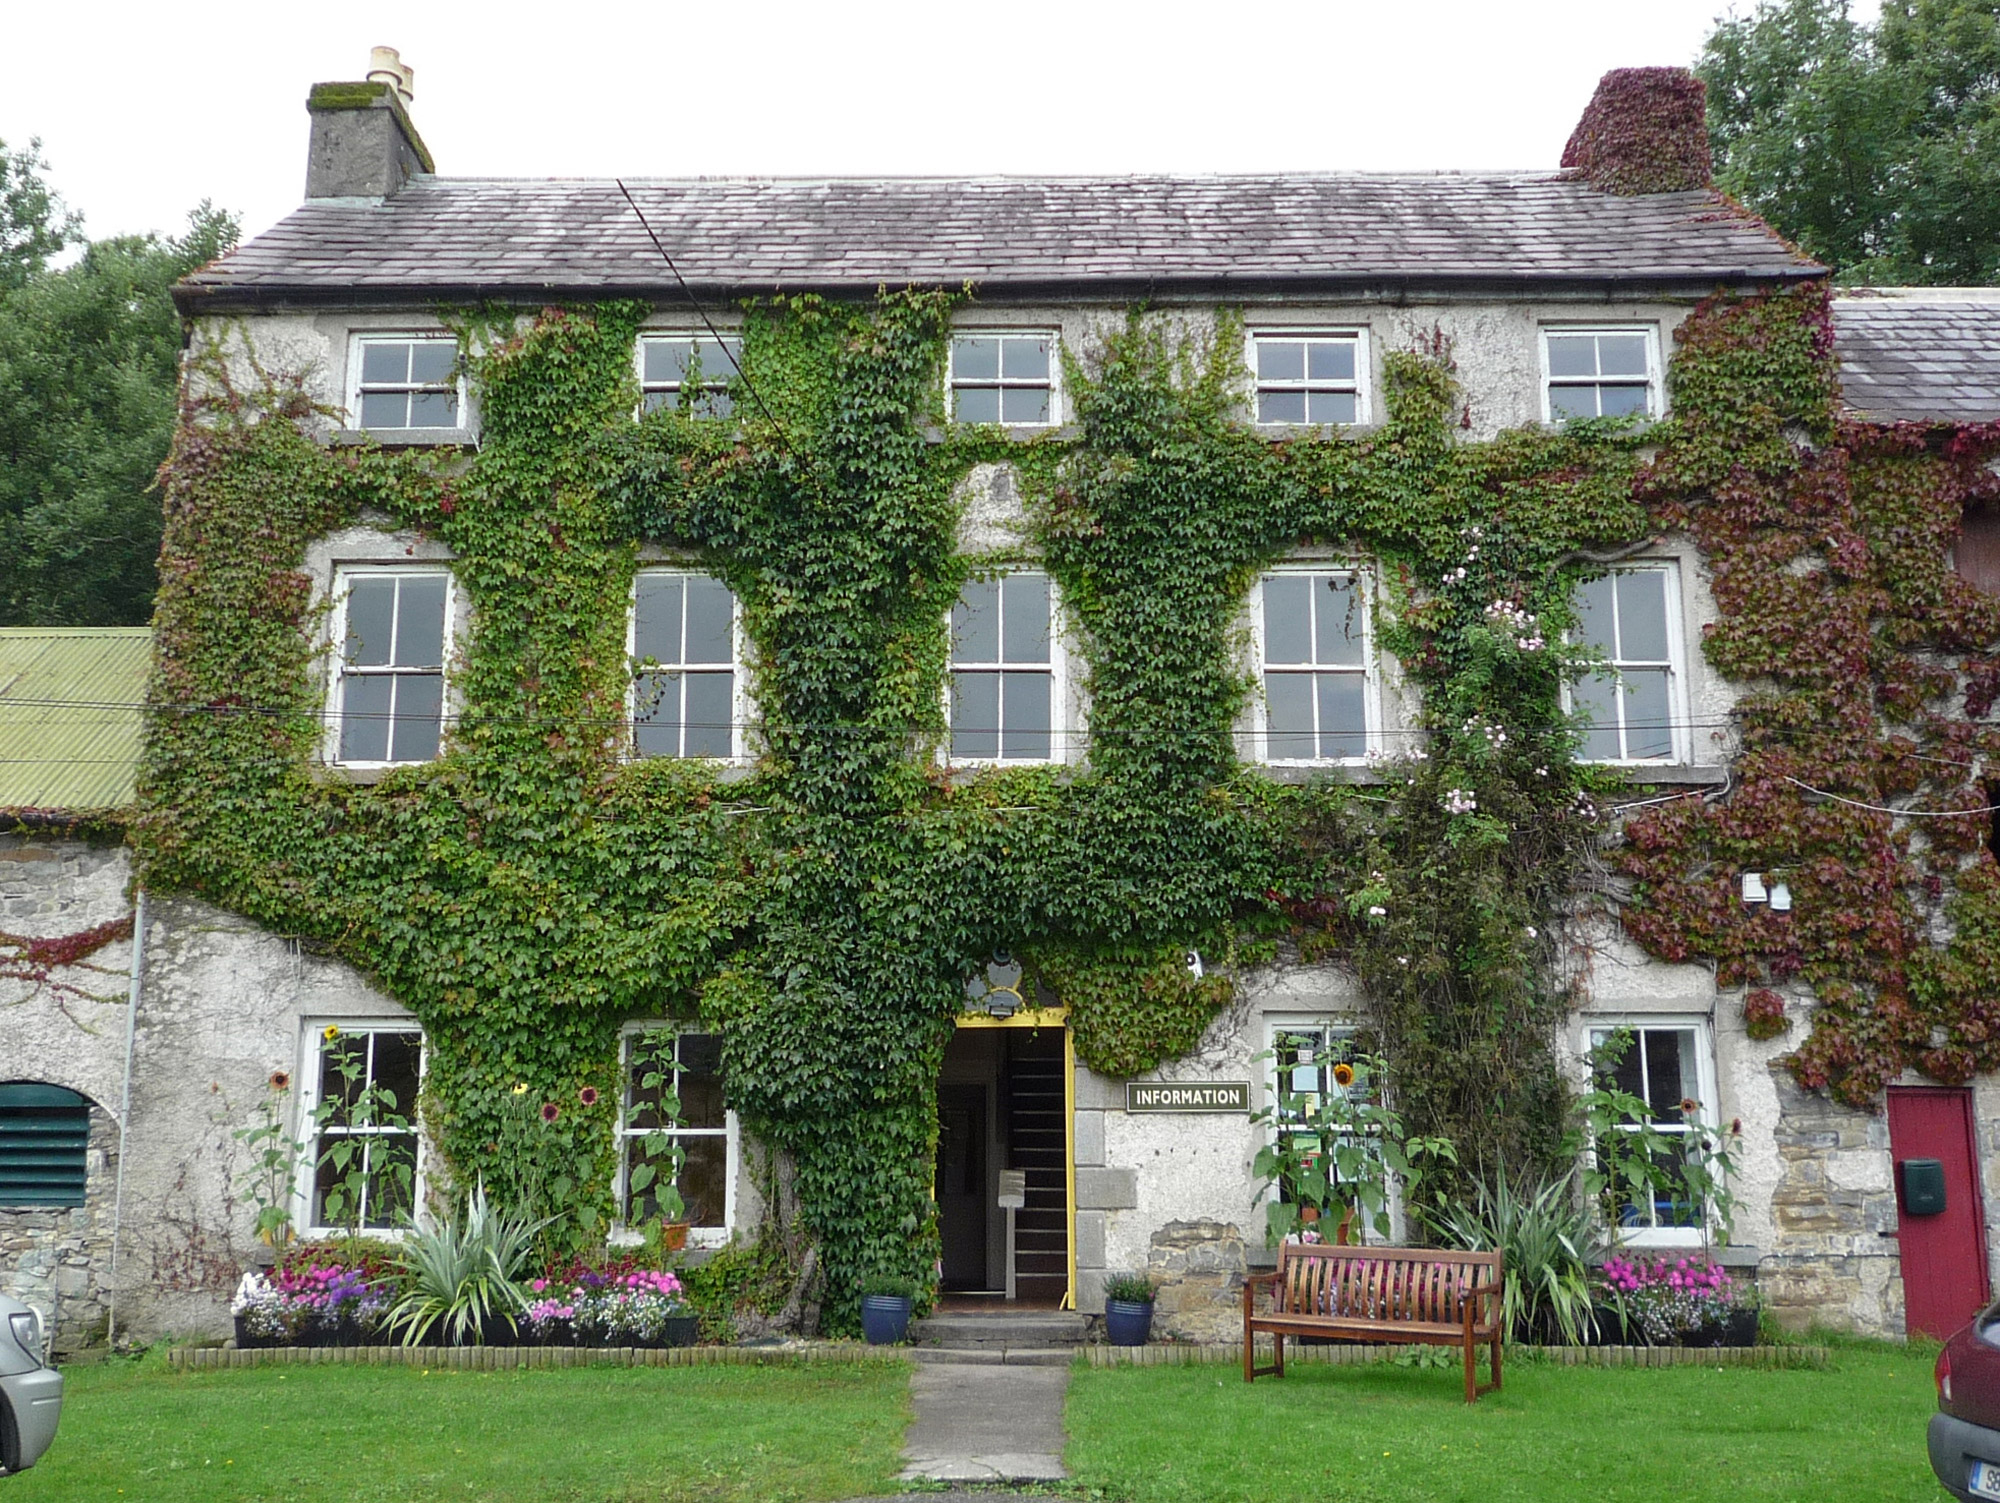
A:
1887;1087;1991;1338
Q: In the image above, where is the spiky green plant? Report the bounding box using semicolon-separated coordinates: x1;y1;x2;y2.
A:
386;1185;546;1346
1423;1167;1605;1346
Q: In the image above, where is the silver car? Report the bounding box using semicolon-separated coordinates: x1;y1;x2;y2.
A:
0;1295;61;1474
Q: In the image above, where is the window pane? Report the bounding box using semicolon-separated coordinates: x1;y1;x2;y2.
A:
1263;575;1311;664
1308;341;1355;381
364;1134;418;1229
645;340;693;385
634;574;685;665
1620;668;1673;760
319;1035;369;1122
633;671;681;757
626;1034;676;1130
952;337;999;381
390;674;443;763
699;390;736;418
952;579;1000;664
409;341;456;386
954;386;1001;423
361;342;409;385
1001;337;1050;381
678;1035;726;1128
1615;570;1669;662
1316;673;1366;759
393;576;448;668
682;672;732;758
1546;334;1597;379
1575;574;1617;654
1597;334;1649;378
371;1032;423;1115
1600;1030;1646;1103
684;576;734;665
950;672;999;760
1549;385;1598;421
1572;673;1622;761
1258;390;1307;424
407;389;457;427
681;1135;728;1228
695;338;738;383
1307;390;1357;425
1315;576;1364;666
626;1137;676;1223
1264;673;1315;760
1258;341;1305;382
359;391;408;429
344;578;397;667
1642;1028;1689;1119
1000;573;1050;664
641;391;672;414
1001;386;1050;424
1001;671;1051;761
1599;383;1649;418
339;675;392;763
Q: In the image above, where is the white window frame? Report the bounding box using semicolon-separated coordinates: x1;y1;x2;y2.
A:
294;1021;427;1239
325;565;457;769
1248;566;1381;766
1584;1017;1718;1249
1258;1018;1405;1244
1539;324;1662;425
1247;329;1370;427
627;568;750;763
947;330;1061;428
1566;562;1690;766
616;1025;737;1249
943;568;1071;767
635;331;743;418
346;332;467;434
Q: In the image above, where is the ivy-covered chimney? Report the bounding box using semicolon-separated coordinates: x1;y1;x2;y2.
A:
304;47;433;200
1560;67;1712;196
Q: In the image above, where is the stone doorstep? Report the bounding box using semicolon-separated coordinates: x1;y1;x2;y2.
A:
912;1347;1074;1366
913;1311;1088;1350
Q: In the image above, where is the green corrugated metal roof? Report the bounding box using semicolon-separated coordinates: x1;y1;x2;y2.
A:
0;628;153;813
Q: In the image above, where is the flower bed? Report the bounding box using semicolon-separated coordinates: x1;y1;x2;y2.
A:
231;1260;391;1349
1597;1254;1759;1347
524;1268;696;1348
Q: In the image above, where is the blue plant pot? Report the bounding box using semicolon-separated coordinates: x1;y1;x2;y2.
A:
860;1294;912;1345
1105;1298;1154;1347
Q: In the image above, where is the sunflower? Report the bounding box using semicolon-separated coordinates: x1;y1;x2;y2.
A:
268;1070;291;1091
578;1086;600;1107
321;1024;341;1042
541;1102;561;1124
512;1082;530;1095
1332;1061;1356;1089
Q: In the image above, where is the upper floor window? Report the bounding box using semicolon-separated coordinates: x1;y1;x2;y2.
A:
299;1023;424;1235
949;334;1057;426
620;1029;733;1245
631;570;740;760
1586;1021;1715;1244
1253;569;1373;764
639;335;740;417
1543;327;1658;422
331;568;451;766
351;334;463;432
949;571;1062;763
1252;332;1364;425
1572;565;1685;763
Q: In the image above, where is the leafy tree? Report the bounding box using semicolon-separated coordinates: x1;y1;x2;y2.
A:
1700;0;2000;283
0;202;238;625
0;137;77;292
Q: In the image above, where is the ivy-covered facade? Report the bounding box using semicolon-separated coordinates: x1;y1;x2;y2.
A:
6;64;1998;1346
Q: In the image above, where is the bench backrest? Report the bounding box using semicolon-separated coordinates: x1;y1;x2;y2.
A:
1274;1243;1504;1324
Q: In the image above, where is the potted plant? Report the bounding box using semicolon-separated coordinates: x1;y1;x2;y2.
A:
1597;1253;1759;1346
859;1275;917;1345
1102;1273;1157;1347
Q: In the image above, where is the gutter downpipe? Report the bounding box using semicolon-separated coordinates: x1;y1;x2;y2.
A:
105;888;146;1350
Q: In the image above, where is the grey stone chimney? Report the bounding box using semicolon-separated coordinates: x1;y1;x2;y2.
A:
304;48;433;200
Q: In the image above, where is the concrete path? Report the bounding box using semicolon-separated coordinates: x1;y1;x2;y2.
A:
896;1360;1070;1482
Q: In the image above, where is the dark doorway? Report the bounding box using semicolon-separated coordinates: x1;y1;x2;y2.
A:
935;1026;1069;1303
1888;1086;1991;1338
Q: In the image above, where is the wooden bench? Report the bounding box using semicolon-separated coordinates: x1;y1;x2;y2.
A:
1242;1243;1505;1402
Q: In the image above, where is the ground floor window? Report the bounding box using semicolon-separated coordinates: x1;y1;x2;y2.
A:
298;1024;423;1234
0;1084;90;1208
620;1029;733;1245
1586;1020;1716;1243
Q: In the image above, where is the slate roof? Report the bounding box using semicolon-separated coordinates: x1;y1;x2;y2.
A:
1834;295;2000;424
175;174;1819;311
0;629;151;814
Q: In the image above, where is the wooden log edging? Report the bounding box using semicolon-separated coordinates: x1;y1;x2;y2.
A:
1085;1340;1830;1370
167;1341;905;1372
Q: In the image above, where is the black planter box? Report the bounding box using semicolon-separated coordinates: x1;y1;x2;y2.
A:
1678;1309;1760;1348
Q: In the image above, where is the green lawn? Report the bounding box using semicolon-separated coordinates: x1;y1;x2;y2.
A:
7;1356;910;1503
1065;1344;1943;1502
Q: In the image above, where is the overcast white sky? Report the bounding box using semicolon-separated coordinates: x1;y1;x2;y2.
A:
5;0;1845;248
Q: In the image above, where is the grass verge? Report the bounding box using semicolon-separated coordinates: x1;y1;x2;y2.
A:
1064;1341;1940;1502
7;1353;910;1502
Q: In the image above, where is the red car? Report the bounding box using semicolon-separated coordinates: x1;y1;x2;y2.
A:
1933;1301;2000;1500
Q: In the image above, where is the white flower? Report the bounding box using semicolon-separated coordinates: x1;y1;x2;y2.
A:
1525;926;1538;939
1368;905;1387;918
1443;788;1478;816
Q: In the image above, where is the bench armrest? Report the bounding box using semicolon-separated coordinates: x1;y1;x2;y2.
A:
1243;1270;1280;1315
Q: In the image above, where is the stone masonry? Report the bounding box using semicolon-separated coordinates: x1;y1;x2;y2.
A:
0;1104;117;1353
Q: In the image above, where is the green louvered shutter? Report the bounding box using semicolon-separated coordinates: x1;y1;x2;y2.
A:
0;1084;90;1208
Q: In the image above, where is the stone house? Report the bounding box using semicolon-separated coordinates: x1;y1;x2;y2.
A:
5;59;1998;1349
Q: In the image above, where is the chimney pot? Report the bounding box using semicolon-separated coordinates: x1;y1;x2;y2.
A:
1561;67;1712;196
366;46;416;106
